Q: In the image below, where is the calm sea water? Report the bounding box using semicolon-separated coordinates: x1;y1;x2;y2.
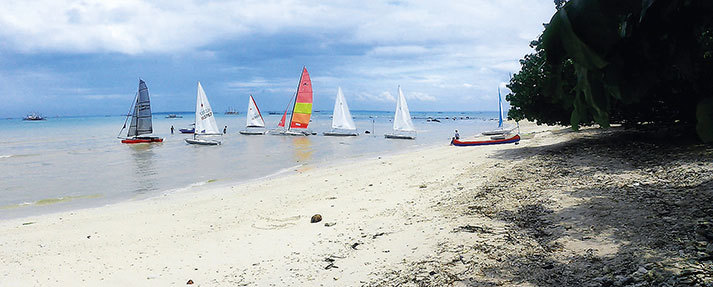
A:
0;110;499;219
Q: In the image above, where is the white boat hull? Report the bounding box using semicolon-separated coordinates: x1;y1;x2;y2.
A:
185;138;221;145
239;130;266;135
384;133;415;140
323;131;358;136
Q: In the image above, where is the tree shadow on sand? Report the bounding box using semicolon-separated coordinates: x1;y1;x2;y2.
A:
469;129;713;286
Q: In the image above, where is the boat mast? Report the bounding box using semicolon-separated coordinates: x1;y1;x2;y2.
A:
117;91;139;139
287;66;305;131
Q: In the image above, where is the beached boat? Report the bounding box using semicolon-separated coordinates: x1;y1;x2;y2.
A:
23;113;46;121
324;87;358;136
118;79;163;144
451;134;521;146
185;82;221;145
272;67;314;136
239;95;267;135
482;87;515;136
385;86;416;139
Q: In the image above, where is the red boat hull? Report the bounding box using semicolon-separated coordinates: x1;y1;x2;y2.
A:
451;134;520;146
121;137;164;144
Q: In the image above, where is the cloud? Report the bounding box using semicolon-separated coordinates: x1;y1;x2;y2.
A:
355;91;396;103
406;92;436;102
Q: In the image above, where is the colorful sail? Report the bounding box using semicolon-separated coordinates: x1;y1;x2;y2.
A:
393;86;415;132
289;67;313;129
246;95;265;128
194;82;221;135
498;87;504;128
331;87;356;130
127;79;153;137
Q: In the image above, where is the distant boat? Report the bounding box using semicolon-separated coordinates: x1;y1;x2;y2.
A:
118;79;163;144
179;123;195;134
384;86;416;139
224;107;239;115
324;87;358;136
272;67;314;136
482;87;515;136
165;114;183;118
185;82;221;145
23;113;45;121
239;95;267;135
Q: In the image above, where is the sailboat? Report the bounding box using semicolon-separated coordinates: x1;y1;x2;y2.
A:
324;87;358;136
272;67;314;136
239;95;267;135
384;86;416;139
119;79;163;144
185;82;222;145
482;87;515;136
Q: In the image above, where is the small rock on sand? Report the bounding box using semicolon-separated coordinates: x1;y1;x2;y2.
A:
311;214;322;223
186;279;194;285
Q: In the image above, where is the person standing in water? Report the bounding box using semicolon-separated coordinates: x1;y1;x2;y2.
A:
223;125;227;134
171;125;174;134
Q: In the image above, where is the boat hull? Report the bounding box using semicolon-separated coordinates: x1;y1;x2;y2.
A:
121;137;164;144
451;134;520;146
185;138;221;145
385;133;415;140
323;131;358;137
271;130;311;136
239;130;266;135
179;129;195;134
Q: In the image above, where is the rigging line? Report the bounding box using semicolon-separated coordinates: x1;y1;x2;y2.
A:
117;91;139;139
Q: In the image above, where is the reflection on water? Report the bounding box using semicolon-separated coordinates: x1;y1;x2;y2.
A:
292;137;313;163
128;144;158;194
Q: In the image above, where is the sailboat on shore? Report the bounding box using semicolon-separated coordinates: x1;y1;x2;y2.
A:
324;87;358;136
385;86;416;139
482;87;515;136
272;67;314;136
118;79;163;144
185;82;221;145
239;95;267;135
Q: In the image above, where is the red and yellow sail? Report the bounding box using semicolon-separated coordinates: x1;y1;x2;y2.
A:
289;67;313;129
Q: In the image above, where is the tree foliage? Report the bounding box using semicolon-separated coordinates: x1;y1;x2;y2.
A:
507;0;713;142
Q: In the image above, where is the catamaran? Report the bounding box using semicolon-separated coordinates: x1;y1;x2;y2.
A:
272;67;314;136
118;79;163;144
324;87;358;136
482;87;515;136
185;82;222;145
385;86;416;139
239;95;266;135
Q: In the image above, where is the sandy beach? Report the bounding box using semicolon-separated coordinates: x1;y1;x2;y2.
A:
2;122;712;286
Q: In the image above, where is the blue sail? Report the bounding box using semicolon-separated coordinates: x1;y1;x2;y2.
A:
498;87;503;128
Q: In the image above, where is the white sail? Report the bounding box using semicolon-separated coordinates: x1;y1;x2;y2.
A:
194;82;221;135
246;95;265;128
331;87;356;130
393;86;415;132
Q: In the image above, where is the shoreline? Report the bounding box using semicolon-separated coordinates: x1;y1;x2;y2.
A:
5;122;708;286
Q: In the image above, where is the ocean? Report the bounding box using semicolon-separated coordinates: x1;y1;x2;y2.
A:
0;110;499;219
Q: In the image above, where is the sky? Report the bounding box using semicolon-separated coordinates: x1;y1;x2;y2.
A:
0;1;555;117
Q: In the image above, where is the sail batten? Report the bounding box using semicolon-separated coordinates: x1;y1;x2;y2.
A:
127;79;153;137
331;87;356;130
393;86;415;132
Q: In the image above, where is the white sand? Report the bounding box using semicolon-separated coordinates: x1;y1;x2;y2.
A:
0;122;562;286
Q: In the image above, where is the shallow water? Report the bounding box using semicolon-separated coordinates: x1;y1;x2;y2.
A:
0;111;498;218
